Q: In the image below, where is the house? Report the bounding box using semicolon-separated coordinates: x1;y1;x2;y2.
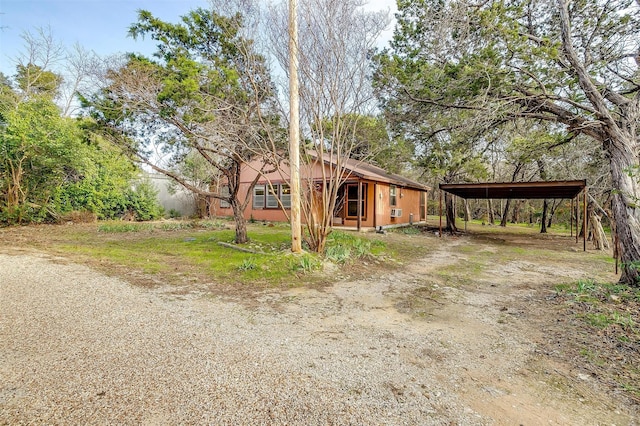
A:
213;156;430;230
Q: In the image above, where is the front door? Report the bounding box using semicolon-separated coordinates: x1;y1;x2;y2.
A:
345;183;367;221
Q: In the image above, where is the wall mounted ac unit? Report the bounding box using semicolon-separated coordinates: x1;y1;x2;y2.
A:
390;208;403;218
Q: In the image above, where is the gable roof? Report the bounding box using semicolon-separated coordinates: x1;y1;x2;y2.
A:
320;155;430;191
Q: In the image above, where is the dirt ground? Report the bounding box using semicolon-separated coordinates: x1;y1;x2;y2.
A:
1;224;638;424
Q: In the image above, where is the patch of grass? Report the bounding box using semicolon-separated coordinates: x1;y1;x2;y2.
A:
583;312;611;328
324;231;383;264
555;278;640;401
238;257;258;271
579;348;607;366
98;222;153;233
160;221;195;231
289;253;321;273
57;224;327;287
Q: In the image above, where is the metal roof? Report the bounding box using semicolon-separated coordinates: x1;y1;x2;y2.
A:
439;180;586;200
318;154;431;191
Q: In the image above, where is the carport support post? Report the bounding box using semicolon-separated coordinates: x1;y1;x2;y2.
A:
439;189;443;237
575;194;579;244
357;180;362;232
570;198;573;237
583;188;587;251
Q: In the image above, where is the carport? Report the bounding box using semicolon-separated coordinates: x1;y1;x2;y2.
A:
438;180;588;251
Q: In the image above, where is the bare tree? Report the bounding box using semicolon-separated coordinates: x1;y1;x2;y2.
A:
268;0;390;252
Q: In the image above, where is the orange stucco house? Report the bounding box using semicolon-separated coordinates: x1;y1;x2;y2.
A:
213;156;430;230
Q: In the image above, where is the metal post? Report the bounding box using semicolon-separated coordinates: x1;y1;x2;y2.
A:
583;188;587;251
357;180;362;231
575;195;579;243
570;198;573;237
439;189;443;237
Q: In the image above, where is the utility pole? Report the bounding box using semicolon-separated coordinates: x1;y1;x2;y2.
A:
289;0;302;253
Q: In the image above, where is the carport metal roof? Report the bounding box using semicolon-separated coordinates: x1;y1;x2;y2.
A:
439;180;586;200
437;179;588;251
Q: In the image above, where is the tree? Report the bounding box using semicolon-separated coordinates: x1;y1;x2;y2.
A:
84;8;283;243
375;0;640;284
0;94;82;223
268;0;390;252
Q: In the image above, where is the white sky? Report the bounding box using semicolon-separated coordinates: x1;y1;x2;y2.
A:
0;0;398;77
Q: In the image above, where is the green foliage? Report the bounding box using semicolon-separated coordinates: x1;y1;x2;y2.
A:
289;253;321;273
86;7;283;244
0;95;86;224
98;223;154;233
167;209;182;219
16;63;62;96
238;257;258;271
324;231;383;264
125;179;164;221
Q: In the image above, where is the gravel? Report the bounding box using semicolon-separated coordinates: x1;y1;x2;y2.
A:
0;252;479;425
1;248;633;425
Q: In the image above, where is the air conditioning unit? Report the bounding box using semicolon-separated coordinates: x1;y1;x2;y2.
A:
390;208;403;218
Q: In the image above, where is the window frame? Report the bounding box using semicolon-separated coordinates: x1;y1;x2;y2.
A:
253;183;291;210
219;185;231;208
390;185;397;207
253;184;266;209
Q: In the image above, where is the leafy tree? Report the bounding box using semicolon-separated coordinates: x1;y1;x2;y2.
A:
0;94;84;223
375;0;640;284
16;63;62;97
49;126;157;220
84;8;283;243
319;114;415;175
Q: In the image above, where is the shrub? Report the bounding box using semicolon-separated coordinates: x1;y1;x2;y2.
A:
124;179;164;221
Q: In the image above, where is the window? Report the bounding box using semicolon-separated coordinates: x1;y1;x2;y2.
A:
253;185;265;209
220;186;231;208
346;183;367;219
253;183;291;209
390;185;397;207
266;185;279;208
280;184;291;208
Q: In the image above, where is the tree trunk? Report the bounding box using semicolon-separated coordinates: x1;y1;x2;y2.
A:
500;198;511;227
608;138;640;285
547;199;559;228
540;199;548;233
579;201;593;240
589;209;610;250
445;192;457;232
230;198;249;244
487;199;494;224
510;199;523;223
464;199;471;223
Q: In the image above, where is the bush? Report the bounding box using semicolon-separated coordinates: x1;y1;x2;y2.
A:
124;179;164;221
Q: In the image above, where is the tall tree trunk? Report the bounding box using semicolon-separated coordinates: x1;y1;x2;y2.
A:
608;138;640;285
540;199;548;233
510;199;523;223
547;199;559;228
445;192;457;232
487;199;494;224
464;199;471;223
500;199;511;227
230;198;248;244
579;201;593;239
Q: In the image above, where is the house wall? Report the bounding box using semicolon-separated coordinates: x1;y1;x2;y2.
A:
360;183;425;228
212;160;428;228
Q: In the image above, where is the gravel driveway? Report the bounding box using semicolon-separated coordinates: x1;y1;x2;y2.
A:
0;248;635;425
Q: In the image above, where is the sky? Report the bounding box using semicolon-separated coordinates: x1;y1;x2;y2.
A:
0;0;398;77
